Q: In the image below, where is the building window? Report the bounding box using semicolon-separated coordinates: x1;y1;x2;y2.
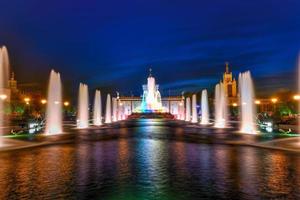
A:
227;85;232;97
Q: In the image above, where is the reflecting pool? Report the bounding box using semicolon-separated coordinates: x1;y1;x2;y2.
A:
0;120;299;199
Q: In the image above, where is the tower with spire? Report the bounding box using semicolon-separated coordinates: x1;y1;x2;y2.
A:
225;62;229;74
8;72;18;93
222;62;237;98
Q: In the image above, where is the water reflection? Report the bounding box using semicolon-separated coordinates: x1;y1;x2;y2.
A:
0;146;76;199
0;123;299;199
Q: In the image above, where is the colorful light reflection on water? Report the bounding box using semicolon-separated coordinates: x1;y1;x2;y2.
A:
0;121;299;199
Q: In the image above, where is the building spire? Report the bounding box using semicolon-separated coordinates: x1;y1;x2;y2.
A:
225;62;229;73
149;67;152;77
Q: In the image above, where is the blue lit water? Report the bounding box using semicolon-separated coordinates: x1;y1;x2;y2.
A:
0;119;299;200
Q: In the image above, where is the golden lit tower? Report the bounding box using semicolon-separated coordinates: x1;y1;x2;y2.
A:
8;72;18;93
222;62;237;97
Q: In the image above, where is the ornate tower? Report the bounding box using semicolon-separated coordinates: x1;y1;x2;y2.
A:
222;62;237;98
8;72;18;93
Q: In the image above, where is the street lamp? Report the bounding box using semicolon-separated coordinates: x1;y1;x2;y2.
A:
24;97;30;105
293;95;300;100
41;99;47;104
64;101;69;106
271;98;278;103
0;94;7;100
271;98;278;112
232;103;238;107
255;100;261;105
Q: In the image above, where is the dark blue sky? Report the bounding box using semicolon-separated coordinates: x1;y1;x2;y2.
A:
0;0;299;97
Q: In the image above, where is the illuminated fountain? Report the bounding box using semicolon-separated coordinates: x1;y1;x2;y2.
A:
185;97;191;121
200;89;210;125
45;70;62;134
93;90;102;126
298;55;300;133
77;83;89;128
105;94;112;123
112;97;118;122
191;94;197;123
118;101;124;120
139;69;165;112
0;46;9;137
214;83;227;128
239;71;257;134
117;102;121;120
179;98;185;120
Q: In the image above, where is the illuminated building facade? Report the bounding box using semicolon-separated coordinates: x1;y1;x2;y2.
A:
117;69;182;118
221;62;238;105
8;72;18;93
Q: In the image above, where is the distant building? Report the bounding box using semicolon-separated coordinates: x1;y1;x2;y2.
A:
8;72;18;93
0;72;19;103
0;72;16;102
222;62;237;97
118;96;182;116
118;69;182;118
220;62;238;105
219;64;276;113
255;99;274;113
7;71;44;105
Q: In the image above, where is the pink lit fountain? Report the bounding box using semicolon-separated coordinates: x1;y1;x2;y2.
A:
45;70;62;134
139;69;165;113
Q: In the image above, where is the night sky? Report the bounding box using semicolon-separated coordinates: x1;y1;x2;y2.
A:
0;0;299;97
